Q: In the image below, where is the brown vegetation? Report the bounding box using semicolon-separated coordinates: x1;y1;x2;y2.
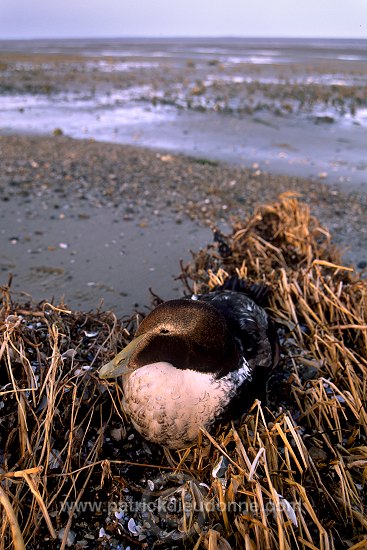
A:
0;194;366;549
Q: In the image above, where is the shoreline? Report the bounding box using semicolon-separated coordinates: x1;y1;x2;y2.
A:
0;133;366;315
1;37;366;194
1;101;366;192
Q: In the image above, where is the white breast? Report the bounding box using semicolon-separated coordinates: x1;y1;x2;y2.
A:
123;360;250;448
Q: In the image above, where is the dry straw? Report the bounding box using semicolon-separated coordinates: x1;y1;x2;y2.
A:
0;193;366;549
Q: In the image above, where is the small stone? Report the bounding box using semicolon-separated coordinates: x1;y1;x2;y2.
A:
110;427;126;441
318;171;328;179
147;479;155;491
58;528;76;547
160;154;173;162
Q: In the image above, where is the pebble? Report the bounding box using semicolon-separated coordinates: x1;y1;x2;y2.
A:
58;528;76;547
318;171;328;179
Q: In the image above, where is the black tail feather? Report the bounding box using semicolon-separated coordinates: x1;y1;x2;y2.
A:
215;275;272;307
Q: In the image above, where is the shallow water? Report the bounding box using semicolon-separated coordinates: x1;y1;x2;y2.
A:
1;37;367;189
2;36;367;59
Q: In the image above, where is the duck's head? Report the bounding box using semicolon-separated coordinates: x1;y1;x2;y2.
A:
99;299;241;379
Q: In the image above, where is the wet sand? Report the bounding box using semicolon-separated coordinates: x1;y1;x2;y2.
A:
1;196;210;315
1;135;366;316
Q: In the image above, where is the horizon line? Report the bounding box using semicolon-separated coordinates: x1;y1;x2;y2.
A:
1;34;366;41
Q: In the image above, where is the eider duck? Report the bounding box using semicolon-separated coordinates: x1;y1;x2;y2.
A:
99;278;279;449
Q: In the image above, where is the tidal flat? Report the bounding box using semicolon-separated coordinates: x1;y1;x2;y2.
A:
0;38;366;312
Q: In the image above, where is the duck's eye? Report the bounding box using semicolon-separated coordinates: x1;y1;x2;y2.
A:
160;328;169;334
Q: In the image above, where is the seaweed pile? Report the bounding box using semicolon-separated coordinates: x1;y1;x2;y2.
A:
1;194;366;549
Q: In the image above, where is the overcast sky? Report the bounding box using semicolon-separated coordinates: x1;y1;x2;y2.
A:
1;0;366;40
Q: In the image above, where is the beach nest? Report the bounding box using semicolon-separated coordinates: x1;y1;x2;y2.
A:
0;193;366;549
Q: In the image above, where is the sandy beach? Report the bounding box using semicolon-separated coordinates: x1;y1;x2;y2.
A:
1;134;366;315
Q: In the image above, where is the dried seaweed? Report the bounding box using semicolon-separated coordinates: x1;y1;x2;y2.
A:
0;193;366;549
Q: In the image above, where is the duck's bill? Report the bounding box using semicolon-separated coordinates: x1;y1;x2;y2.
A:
98;334;144;379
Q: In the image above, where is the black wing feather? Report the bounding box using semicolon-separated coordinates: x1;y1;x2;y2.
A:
214;275;271;307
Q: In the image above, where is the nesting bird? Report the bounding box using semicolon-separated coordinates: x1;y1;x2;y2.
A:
99;278;279;449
